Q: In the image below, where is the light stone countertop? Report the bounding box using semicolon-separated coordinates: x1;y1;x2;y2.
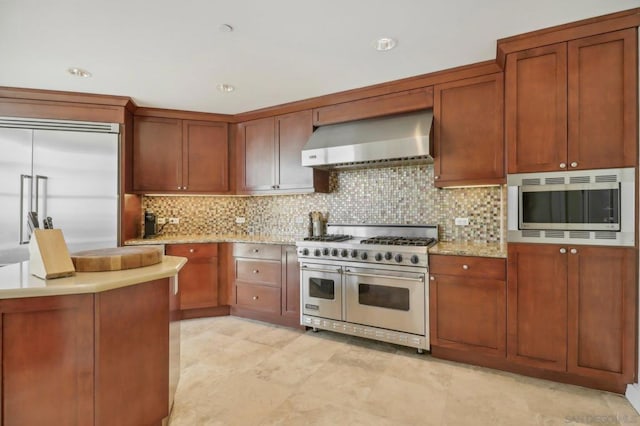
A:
0;255;186;299
428;241;507;258
125;234;300;246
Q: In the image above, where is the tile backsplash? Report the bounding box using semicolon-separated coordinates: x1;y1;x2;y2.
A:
142;164;505;242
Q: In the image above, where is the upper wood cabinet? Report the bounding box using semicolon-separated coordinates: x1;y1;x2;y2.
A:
433;73;504;186
312;87;433;126
236;110;329;194
133;116;229;193
506;28;637;173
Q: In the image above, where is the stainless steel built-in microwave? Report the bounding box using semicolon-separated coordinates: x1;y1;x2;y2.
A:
507;168;635;246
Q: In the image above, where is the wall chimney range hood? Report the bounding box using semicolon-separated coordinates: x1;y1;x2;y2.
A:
301;110;433;170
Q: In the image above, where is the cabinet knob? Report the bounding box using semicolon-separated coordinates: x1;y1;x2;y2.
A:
570;162;578;168
252;296;259;300
189;248;194;253
462;264;469;270
570;248;578;254
253;249;259;253
559;163;567;169
177;186;182;190
252;269;259;274
559;248;567;254
434;176;439;180
183;186;187;190
430;276;435;281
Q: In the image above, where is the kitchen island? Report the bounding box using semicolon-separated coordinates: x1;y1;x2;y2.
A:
0;256;186;426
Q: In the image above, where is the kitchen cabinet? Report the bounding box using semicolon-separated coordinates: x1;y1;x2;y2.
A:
429;255;506;356
312;87;433;126
506;28;637;173
433;73;504;186
236;110;329;194
507;243;636;387
133;116;229;193
166;243;220;312
230;243;300;327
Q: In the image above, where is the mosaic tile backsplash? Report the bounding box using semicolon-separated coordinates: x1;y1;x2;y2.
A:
142;165;505;242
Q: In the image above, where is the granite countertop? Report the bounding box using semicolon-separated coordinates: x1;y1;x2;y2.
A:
125;234;300;246
428;241;507;258
0;256;186;299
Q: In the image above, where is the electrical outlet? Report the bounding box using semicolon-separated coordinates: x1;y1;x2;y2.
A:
168;217;180;224
235;217;246;224
157;217;166;225
455;217;469;226
294;216;305;224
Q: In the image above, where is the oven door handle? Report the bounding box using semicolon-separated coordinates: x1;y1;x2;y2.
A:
301;265;342;274
343;271;424;283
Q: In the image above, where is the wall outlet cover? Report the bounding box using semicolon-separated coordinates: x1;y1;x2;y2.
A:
168;217;180;224
455;217;470;226
157;217;166;225
235;217;246;224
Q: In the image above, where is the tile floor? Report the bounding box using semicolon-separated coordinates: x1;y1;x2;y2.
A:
169;316;640;426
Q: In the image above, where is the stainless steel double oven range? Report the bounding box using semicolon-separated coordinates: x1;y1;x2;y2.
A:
296;224;438;352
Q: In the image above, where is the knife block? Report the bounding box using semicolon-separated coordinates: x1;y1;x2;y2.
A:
29;229;76;279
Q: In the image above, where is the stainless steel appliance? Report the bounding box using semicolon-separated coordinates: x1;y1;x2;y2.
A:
296;224;437;352
507;168;634;246
0;117;120;265
301;110;433;169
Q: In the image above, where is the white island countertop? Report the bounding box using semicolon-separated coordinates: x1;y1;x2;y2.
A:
0;255;187;299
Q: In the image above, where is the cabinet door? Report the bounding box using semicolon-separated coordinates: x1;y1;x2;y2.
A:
282;245;300;320
133;116;182;191
507;243;567;371
276;110;314;190
237;117;276;191
567;246;636;383
506;44;567;173
166;244;219;310
182;120;229;192
430;274;506;356
434;74;504;186
567;29;638;169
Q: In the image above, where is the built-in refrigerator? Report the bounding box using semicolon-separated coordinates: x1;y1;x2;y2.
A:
0;117;120;266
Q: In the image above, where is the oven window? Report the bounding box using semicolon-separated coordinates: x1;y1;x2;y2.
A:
309;278;335;300
358;284;409;311
522;188;619;226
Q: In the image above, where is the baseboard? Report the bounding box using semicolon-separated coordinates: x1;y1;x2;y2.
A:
626;384;640;414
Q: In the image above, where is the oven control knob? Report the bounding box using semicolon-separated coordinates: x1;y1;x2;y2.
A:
331;248;338;256
394;254;403;263
375;253;383;261
323;248;330;256
340;249;348;257
384;252;393;261
350;250;358;258
314;249;321;257
360;252;368;260
302;248;309;256
410;255;420;264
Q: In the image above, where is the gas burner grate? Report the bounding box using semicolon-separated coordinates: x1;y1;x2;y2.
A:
360;236;436;246
303;234;352;242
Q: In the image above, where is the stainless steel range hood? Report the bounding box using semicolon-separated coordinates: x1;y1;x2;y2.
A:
301;110;433;169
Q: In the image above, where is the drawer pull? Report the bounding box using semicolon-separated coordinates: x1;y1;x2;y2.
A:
570;248;578;254
252;269;259;274
559;248;567;254
253;248;260;253
430;276;435;281
462;265;469;270
252;296;259;300
189;248;194;253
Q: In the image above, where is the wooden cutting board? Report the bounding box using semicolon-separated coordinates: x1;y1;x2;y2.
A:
71;246;163;272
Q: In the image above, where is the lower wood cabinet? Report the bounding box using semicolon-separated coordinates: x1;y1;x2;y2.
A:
230;242;300;328
507;243;636;391
166;243;228;319
429;255;506;356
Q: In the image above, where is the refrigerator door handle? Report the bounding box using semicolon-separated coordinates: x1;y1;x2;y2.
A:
19;174;33;244
35;175;48;221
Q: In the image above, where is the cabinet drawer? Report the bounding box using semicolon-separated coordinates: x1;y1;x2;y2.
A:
236;284;280;314
233;243;281;260
166;243;218;258
235;259;281;286
429;255;505;280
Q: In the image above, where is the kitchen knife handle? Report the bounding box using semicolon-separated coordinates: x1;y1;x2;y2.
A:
19;174;33;244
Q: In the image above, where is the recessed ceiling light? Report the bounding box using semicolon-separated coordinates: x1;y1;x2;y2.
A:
219;24;234;33
216;84;235;93
67;67;92;77
373;37;397;51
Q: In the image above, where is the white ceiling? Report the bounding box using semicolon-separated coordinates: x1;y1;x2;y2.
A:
0;0;637;115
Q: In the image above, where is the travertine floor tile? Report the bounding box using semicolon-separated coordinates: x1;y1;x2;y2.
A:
169;316;640;426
